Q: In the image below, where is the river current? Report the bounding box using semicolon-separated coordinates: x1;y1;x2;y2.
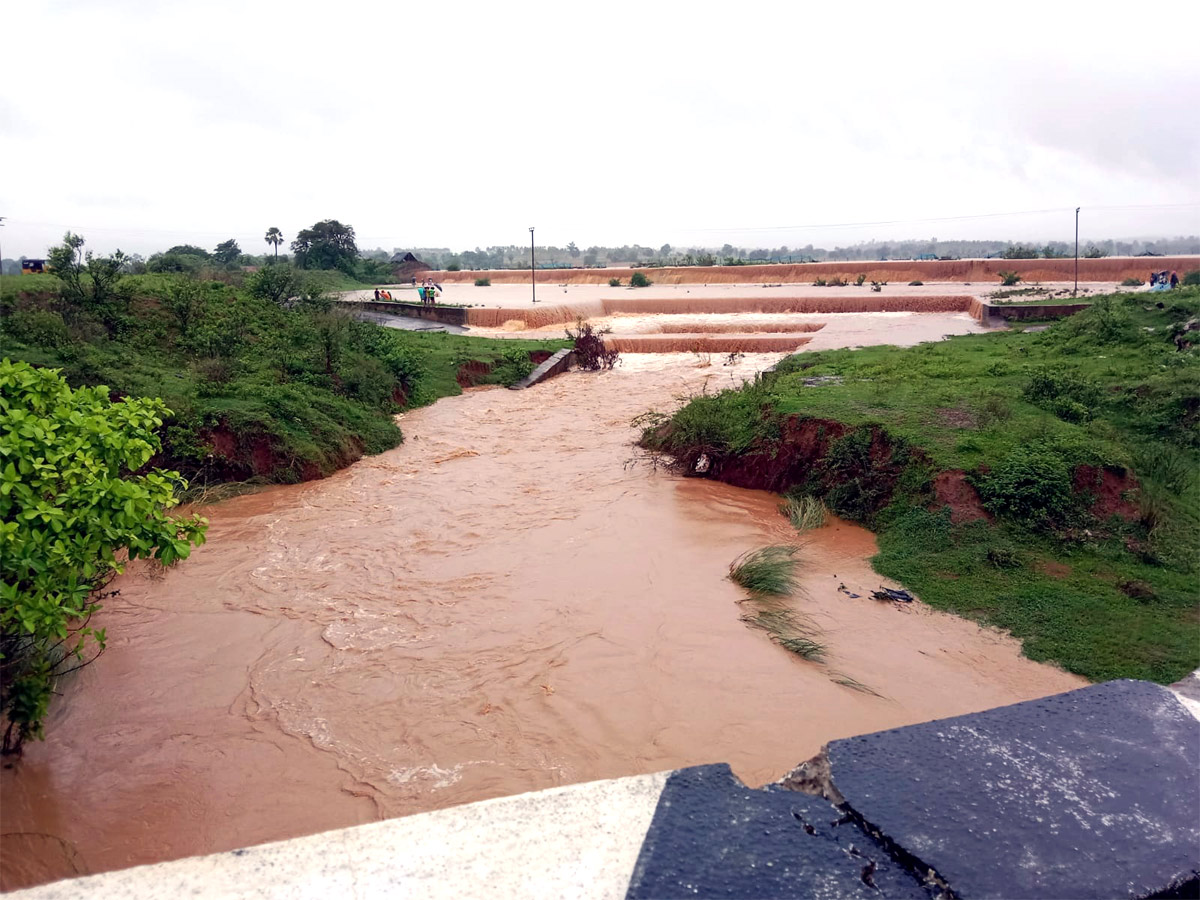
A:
0;352;1082;890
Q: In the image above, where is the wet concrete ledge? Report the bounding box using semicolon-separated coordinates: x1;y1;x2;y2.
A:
509;348;574;390
976;300;1091;325
351;300;470;326
9;679;1199;899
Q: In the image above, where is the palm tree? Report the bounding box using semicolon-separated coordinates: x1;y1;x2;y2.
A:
264;227;283;259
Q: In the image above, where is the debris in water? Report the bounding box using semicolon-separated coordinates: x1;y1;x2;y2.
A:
837;583;862;599
694;454;711;474
871;587;914;603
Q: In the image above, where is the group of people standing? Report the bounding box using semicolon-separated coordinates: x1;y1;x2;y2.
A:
417;277;441;306
1149;271;1180;289
371;279;441;305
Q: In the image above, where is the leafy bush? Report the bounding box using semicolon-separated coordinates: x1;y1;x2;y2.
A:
474;277;491;287
246;265;303;304
446;261;461;272
975;446;1074;527
608;278;621;287
0;360;207;752
728;546;799;595
998;271;1021;287
630;271;651;288
1182;270;1200;287
1022;366;1101;422
565;319;619;370
492;347;535;386
1121;277;1144;287
854;273;866;286
2;309;68;348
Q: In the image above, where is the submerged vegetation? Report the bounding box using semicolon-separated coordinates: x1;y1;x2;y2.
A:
729;545;801;595
780;495;828;532
645;289;1200;683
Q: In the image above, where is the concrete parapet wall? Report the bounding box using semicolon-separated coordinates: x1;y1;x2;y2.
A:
352;301;470;326
509;349;574;389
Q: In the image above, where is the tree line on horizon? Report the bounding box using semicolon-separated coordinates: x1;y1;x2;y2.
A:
4;226;1198;277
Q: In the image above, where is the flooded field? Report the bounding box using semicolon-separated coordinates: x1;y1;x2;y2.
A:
0;352;1083;891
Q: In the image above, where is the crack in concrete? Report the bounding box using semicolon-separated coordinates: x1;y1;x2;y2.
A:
781;747;958;900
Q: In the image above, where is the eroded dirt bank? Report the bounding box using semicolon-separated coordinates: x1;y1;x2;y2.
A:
0;355;1082;891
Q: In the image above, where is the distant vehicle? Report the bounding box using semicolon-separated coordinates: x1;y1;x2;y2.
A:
21;259;48;274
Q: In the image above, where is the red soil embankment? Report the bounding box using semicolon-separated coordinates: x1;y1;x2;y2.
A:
604;335;814;353
465;296;974;328
438;257;1197;286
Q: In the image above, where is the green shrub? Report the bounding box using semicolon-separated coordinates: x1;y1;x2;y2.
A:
2;309;68;348
446;262;461;272
855;273;866;286
728;545;799;595
474;277;491;287
1022;366;1101;422
608;278;621;287
976;446;1074;526
492;347;535;386
998;271;1021;287
1121;277;1144;287
0;360;207;752
1182;270;1200;287
630;271;651;288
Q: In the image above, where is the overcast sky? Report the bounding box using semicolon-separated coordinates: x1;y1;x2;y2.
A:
2;0;1198;258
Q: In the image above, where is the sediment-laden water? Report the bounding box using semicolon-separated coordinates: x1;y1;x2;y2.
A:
0;353;1083;891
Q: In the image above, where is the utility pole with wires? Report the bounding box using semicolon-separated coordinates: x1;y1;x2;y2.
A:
529;226;537;304
1074;207;1080;297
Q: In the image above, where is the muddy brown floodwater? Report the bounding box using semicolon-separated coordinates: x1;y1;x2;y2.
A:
0;353;1084;891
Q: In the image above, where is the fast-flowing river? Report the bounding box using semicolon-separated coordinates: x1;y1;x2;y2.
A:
0;352;1082;891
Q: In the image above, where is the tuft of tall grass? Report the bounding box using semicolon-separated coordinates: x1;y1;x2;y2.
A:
740;599;826;661
728;545;799;595
780;495;827;532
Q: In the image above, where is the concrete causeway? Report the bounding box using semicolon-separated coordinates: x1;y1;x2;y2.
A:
9;678;1199;899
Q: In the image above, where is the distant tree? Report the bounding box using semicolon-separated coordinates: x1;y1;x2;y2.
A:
630;271;651;287
291;220;358;271
213;239;241;267
46;232;128;318
166;244;211;258
1002;244;1040;260
567;241;580;259
1083;246;1108;258
1042;244;1066;259
264;227;284;259
659;243;672;256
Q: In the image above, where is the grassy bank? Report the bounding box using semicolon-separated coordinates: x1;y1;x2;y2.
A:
642;289;1199;683
1;270;567;487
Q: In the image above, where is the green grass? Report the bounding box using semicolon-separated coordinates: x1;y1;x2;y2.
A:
780;495;827;532
728;545;800;595
1;272;567;486
739;597;826;661
648;289;1200;683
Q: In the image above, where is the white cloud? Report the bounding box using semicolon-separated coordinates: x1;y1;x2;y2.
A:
2;0;1197;257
